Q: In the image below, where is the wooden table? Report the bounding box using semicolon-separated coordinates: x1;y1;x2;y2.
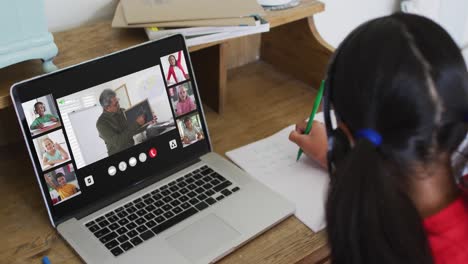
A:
0;0;333;263
30;122;62;137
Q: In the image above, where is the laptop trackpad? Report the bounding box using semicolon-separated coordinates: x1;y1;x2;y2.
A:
167;214;240;262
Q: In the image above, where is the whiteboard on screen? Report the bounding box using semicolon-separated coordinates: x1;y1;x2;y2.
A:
68;105;108;166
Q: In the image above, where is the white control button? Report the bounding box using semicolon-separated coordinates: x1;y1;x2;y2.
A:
139;152;147;162
119;161;127;171
108;166;117;176
129;157;137;167
169;139;178;149
84;175;94;186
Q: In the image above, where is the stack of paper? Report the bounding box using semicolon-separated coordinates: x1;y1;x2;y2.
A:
112;0;269;46
144;16;269;47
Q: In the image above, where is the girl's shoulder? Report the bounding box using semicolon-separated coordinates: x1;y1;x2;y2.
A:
423;186;468;264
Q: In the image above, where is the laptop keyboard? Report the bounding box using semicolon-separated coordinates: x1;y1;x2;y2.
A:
84;165;240;256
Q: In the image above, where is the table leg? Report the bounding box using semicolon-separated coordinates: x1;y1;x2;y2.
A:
190;43;227;114
261;16;333;89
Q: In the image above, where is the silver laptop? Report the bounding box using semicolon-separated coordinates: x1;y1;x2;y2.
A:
11;34;294;264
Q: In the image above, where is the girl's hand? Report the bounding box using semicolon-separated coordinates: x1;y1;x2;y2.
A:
289;120;328;168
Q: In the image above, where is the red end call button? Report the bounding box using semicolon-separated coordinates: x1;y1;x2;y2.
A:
149;148;158;158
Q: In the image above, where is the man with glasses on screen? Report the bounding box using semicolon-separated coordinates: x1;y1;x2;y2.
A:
96;89;147;155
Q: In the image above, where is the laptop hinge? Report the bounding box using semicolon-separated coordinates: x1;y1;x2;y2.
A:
55;156;203;226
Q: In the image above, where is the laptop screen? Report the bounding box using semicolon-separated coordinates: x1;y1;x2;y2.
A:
11;35;211;224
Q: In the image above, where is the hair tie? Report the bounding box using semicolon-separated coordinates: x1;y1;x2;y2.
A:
355;129;382;147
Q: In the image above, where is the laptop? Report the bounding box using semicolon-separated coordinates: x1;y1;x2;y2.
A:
11;34;294;264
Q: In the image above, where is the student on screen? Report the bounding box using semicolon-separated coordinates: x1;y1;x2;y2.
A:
167;51;189;85
42;137;70;167
45;172;78;200
181;117;203;144
175;85;196;116
30;102;59;129
288;13;468;264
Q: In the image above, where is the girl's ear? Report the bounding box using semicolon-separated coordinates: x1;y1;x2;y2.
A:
337;122;355;147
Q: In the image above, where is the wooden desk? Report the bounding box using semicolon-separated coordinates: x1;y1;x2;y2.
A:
0;0;333;262
0;62;330;264
30;122;62;137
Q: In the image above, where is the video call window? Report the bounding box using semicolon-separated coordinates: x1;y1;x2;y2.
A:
56;65;176;169
161;50;190;86
176;113;205;147
168;82;197;117
33;130;72;171
44;164;81;205
22;94;62;137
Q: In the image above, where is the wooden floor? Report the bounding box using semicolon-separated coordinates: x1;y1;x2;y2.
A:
0;61;329;264
206;61;318;155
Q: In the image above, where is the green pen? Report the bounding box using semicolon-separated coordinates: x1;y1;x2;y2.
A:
296;80;325;161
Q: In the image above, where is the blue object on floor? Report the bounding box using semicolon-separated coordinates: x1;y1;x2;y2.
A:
42;256;51;264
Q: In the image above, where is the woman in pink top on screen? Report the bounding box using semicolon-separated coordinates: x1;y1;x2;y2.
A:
289;13;468;264
175;85;196;116
166;51;189;85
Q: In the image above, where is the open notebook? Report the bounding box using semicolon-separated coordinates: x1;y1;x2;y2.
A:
226;113;332;232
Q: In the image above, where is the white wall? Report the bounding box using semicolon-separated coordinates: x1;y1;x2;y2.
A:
439;0;468;47
45;0;118;32
313;0;399;48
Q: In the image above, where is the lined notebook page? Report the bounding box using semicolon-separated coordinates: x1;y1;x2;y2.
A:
226;113;330;232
